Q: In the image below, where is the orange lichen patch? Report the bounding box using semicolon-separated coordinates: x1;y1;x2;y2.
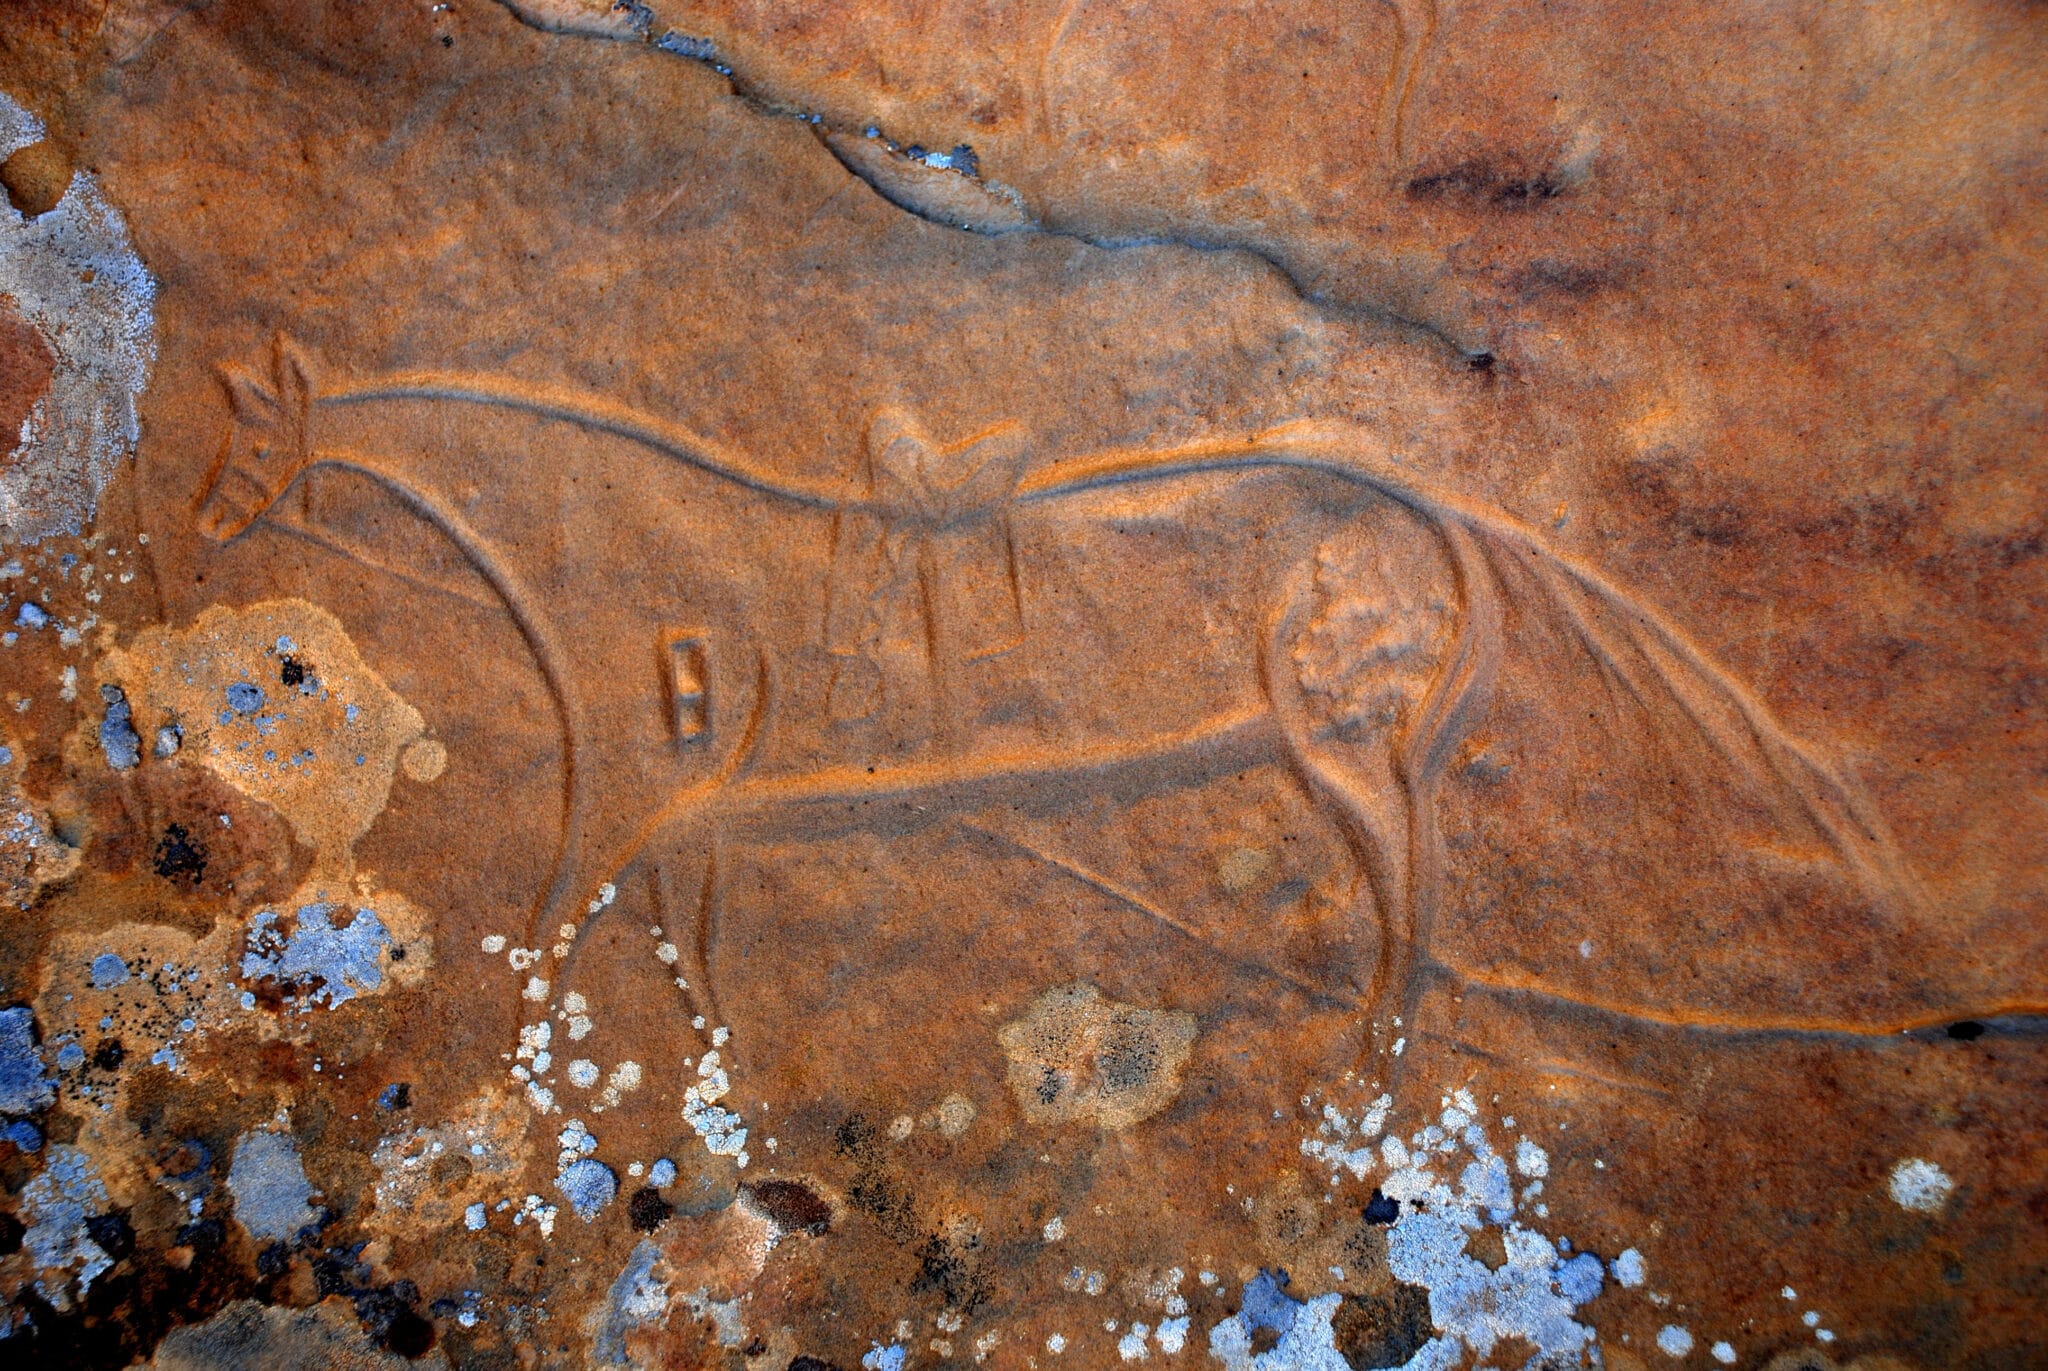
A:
101;599;425;866
1;730;79;908
997;983;1196;1130
659;1195;775;1301
371;1090;531;1233
31;918;243;1170
0;290;54;447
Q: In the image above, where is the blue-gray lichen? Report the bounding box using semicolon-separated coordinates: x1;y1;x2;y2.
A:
590;1238;670;1363
227;1129;319;1243
240;901;393;1008
0;1005;54;1116
98;684;140;770
21;1145;112;1302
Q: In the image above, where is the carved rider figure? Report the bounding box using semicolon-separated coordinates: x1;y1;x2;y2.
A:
821;407;1028;730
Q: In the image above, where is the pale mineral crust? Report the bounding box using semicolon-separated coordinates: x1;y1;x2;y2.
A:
0;2;2042;1368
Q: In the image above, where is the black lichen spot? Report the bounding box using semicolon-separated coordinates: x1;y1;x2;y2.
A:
1947;1020;1986;1041
832;1114;876;1157
82;1210;133;1260
378;1082;411;1110
152;823;207;885
1332;1280;1433;1369
910;1230;989;1310
278;655;307;688
1097;1024;1164;1093
1466;350;1496;373
90;1039;124;1071
256;1240;292;1276
745;1179;831;1237
1362;1188;1400;1225
788;1357;848;1371
628;1186;674;1232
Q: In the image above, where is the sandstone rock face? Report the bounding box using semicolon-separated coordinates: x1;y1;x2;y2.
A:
0;2;2041;1367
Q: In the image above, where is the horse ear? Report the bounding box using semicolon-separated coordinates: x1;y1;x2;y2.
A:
195;334;317;542
944;421;1028;512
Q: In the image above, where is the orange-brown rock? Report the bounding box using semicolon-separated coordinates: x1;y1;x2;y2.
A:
0;2;2040;1368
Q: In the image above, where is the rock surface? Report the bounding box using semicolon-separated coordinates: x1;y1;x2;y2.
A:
0;1;2041;1367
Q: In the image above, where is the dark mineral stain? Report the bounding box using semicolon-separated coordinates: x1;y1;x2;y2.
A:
787;1357;848;1371
176;1217;225;1250
153;823;208;885
628;1186;674;1232
1406;160;1561;207
1332;1280;1434;1369
315;1246;437;1357
1362;1188;1400;1225
385;1308;436;1359
744;1179;832;1237
83;1210;135;1261
0;1211;23;1255
832;1113;876;1155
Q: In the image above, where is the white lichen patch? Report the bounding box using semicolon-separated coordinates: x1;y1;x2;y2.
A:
102;599;426;864
1301;1093;1391;1179
998;983;1196;1130
682;1047;749;1164
596;1059;642;1111
371;1090;528;1231
1887;1157;1954;1213
0;91;156;545
1237;1085;1610;1370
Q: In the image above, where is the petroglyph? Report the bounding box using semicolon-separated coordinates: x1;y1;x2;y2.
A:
190;339;1961;1051
1;6;2040;1361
